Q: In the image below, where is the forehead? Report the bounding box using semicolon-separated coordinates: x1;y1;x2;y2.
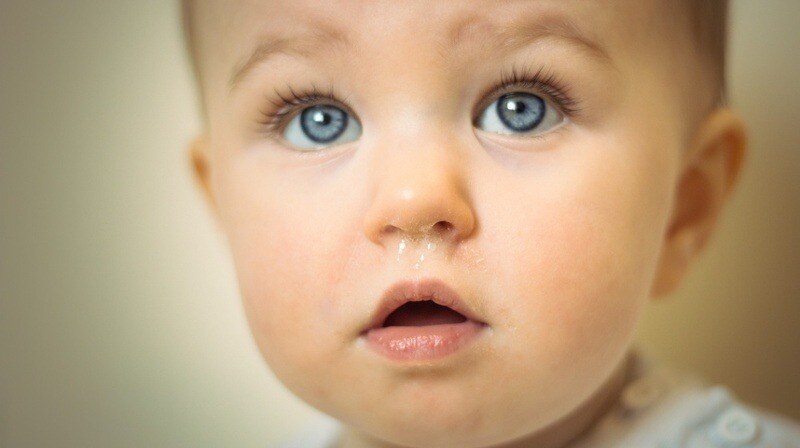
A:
197;0;676;87
214;0;652;37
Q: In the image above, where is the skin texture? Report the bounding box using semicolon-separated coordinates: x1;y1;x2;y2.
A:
186;1;747;447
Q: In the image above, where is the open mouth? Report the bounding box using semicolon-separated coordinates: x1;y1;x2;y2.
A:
381;300;468;327
362;279;487;362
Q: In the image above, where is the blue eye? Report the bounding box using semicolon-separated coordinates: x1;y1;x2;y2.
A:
476;92;564;136
283;104;361;150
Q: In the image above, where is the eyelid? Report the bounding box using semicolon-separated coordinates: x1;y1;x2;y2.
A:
258;84;357;134
471;65;581;125
258;65;580;138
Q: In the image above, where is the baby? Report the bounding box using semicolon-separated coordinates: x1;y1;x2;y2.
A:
180;1;799;447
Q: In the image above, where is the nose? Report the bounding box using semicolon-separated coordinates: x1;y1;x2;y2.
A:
363;132;476;248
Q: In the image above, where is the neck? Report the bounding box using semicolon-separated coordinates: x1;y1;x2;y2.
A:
337;351;635;448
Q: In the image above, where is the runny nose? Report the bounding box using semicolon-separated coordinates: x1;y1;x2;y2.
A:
362;138;476;252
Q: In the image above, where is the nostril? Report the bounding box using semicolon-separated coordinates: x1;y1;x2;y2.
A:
433;221;454;234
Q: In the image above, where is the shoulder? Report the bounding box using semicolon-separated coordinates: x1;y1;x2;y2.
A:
273;414;342;448
574;349;800;448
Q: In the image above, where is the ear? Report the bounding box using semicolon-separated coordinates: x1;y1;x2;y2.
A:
650;108;748;298
187;134;220;223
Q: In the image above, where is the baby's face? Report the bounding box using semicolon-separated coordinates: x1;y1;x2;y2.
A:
192;0;706;446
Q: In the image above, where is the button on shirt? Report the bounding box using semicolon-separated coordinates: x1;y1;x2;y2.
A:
276;348;800;448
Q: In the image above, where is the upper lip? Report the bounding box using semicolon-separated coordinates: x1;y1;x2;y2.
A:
362;278;484;332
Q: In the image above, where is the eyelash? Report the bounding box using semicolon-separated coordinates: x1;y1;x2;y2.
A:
258;84;347;133
257;65;581;133
474;65;582;120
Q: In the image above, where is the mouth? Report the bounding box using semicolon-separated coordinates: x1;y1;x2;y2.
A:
382;300;469;327
361;278;488;362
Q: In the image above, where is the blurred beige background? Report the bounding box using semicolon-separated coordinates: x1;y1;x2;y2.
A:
1;1;798;447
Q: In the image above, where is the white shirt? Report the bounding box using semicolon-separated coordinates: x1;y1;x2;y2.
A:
276;349;800;447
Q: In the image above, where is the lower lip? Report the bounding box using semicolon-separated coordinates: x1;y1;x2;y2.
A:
363;320;486;362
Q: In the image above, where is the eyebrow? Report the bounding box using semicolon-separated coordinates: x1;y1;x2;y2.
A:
444;13;611;64
228;12;611;93
228;27;349;92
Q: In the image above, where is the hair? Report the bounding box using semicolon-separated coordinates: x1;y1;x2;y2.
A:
180;0;206;118
685;0;730;106
180;0;730;118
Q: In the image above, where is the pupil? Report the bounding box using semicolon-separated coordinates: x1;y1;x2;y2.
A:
506;100;525;113
496;93;544;132
312;110;331;125
300;105;348;143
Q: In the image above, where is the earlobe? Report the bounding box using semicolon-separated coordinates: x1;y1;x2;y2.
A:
650;108;748;298
187;134;219;221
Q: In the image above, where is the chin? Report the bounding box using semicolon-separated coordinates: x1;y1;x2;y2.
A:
336;391;552;448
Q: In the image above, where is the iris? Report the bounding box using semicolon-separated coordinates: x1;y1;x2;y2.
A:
299;105;349;143
495;93;545;132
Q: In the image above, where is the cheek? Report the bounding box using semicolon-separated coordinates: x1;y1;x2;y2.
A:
485;132;675;372
214;158;354;375
509;204;638;361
